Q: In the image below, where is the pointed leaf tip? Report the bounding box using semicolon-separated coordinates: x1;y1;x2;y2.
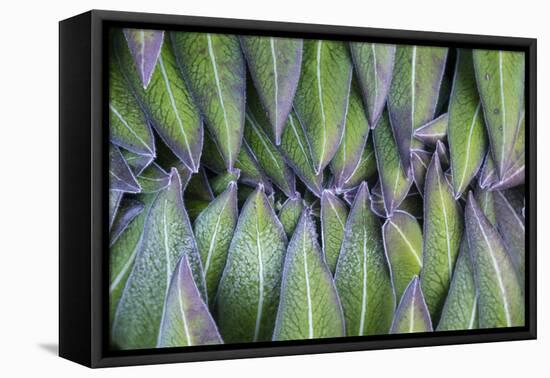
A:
273;208;345;340
123;29;164;88
421;148;463;322
215;180;287;342
465;191;524;328
335;179;395;335
158;255;223;347
390;276;433;334
383;210;423;302
320;190;349;274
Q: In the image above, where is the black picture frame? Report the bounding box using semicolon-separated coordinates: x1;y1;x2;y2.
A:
59;9;537;368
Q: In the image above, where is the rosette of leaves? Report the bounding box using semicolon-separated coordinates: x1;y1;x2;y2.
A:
108;28;526;350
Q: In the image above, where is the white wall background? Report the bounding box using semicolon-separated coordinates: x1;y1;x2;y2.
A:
1;0;546;376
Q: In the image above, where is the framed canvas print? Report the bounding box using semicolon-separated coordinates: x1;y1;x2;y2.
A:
59;10;536;368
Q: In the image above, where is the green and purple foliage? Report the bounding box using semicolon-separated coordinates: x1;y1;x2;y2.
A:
108;28;526;350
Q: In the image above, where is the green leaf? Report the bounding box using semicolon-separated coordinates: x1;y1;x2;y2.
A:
413;113;448;146
110;198;145;247
321;190;349;274
340;137;377;191
389;276;433;333
241;36;303;145
109;42;155;156
479;152;498;189
194;182;238;307
388;46;448;171
493;189;525;286
215;184;288;342
383;210;423;302
331;78;370;189
114;31;203;172
109;144;141;193
373;110;413;216
410;148;431;195
109;190;123;230
171;32;246;170
273;209;345;340
279;111;325;196
491;111;525;190
202;131;271;190
122;149;154;176
421;153;463;322
122;29;164;89
111;170;206;349
369;182;422;219
334;182;395;336
448;50;488;198
473;50;525;178
294;40;353;173
465;193;524;328
157;255;223;347
475;186;497;226
136;163;171;193
437;238;478;331
244;110;296;198
278;194;304;238
109;194;155;325
210;169;240;196
350;42;396;127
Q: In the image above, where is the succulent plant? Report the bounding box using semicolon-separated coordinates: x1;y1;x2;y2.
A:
109;28;525;350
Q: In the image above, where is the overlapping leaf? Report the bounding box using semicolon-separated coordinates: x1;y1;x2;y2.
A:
111;170;206;349
373;110;413;216
194;182;238;307
294;40;353;173
273;209;345;340
493;189;525;287
413;113;448;146
114;31;203;172
465;193;524;328
331;78;370;189
210;169;240;196
448;50;488;198
109;40;155;156
437;238;478;331
171;32;246;170
157;255;223;347
110;198;145;246
202;131;271;190
421;153;463;322
334;182;395;336
278;110;325;196
321;190;349;274
215;185;287;342
109;144;141;193
350;42;396;127
390;277;433;333
383;210;423;302
241;36;303;144
340;137;377;191
123;29;164;89
109;194;154;324
473;50;525;178
278;194;304;238
245;94;296;197
387;46;448;172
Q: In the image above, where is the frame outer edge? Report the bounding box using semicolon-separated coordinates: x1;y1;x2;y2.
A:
65;9;536;368
59;11;93;367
